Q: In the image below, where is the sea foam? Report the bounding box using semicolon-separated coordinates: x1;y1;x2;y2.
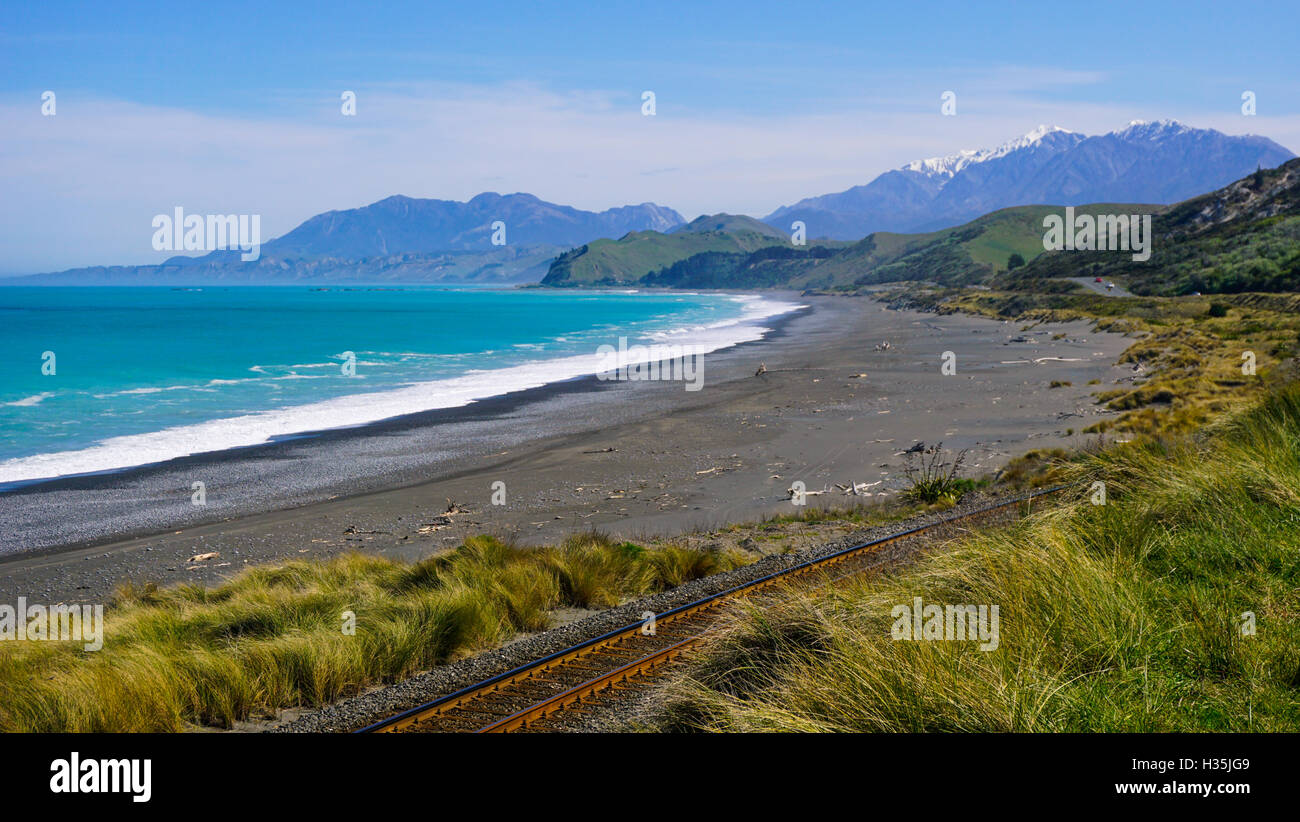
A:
0;295;803;484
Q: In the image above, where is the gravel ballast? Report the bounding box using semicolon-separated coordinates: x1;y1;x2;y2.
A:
274;489;1051;733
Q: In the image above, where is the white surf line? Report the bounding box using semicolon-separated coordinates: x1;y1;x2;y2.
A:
0;293;805;485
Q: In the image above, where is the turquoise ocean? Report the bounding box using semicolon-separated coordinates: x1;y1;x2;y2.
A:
0;286;800;486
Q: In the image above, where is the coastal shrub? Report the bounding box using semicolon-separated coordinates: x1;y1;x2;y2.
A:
539;532;651;607
645;544;746;589
901;444;971;504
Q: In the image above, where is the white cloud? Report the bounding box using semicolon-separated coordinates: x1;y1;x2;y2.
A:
2;81;1296;274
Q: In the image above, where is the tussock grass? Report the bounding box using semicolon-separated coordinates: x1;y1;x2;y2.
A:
650;385;1300;732
889;287;1300;437
758;499;913;527
0;533;746;732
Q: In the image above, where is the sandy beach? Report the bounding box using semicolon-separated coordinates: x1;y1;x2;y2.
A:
0;295;1135;604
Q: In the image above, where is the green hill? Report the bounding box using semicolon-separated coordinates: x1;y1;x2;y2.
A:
541;204;1154;291
1008;158;1300;295
795;204;1151;291
540;213;795;286
642;245;840;289
669;213;791;239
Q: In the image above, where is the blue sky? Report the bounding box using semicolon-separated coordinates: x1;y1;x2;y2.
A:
2;0;1298;273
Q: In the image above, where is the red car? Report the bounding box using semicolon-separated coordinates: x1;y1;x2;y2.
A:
1094;276;1103;282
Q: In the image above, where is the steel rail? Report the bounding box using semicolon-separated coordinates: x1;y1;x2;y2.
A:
358;484;1065;733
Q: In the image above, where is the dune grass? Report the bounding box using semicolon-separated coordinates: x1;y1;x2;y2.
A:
649;384;1300;732
0;533;747;732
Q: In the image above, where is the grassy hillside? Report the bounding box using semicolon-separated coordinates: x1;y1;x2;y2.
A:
541;214;793;286
1009;158;1300;296
541;204;1153;290
799;204;1151;290
650;384;1300;732
642;245;840;288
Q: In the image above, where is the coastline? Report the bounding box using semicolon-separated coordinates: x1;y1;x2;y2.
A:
0;287;800;486
0;295;1135;604
0;294;813;553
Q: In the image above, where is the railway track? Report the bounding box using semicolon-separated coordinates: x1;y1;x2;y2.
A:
358;486;1064;734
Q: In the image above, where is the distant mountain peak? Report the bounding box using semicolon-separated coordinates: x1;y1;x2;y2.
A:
1122;118;1185;128
766;120;1294;240
260;192;685;259
1112;118;1195;140
903;124;1076;178
669;213;790;242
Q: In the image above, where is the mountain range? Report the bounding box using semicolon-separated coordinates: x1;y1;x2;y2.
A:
14;196;686;285
8;120;1293;286
542;155;1300;295
263;193;684;257
763;120;1294;240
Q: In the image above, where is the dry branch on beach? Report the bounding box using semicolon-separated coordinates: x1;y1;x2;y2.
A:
835;480;883;495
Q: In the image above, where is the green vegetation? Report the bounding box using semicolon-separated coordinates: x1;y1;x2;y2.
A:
0;533;747;732
900;445;975;504
1009;158;1300;296
541;203;1154;291
643;245;837;288
650;384;1300;732
543;230;754;286
541;214;796;286
807;204;1146;290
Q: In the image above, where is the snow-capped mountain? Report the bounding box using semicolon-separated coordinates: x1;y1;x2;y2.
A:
903;125;1082;179
765;121;1294;239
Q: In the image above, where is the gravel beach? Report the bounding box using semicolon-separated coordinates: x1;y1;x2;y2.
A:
0;295;1134;605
